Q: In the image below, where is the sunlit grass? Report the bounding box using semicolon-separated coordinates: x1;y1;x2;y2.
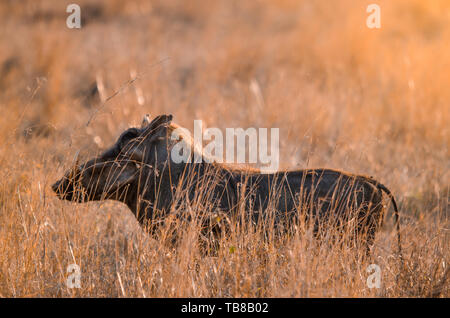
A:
0;0;448;297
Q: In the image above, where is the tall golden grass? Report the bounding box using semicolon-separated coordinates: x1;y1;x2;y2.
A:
0;0;448;297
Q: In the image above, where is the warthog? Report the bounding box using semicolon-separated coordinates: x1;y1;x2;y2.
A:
53;114;402;256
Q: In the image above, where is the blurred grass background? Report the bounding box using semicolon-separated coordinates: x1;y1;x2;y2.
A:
0;0;448;297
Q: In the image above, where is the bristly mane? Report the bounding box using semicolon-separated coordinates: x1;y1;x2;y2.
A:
166;122;371;179
166;123;373;178
167;122;261;174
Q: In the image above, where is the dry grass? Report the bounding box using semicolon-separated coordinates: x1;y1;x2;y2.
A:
0;0;448;297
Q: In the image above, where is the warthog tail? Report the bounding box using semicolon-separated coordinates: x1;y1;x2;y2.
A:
371;181;403;260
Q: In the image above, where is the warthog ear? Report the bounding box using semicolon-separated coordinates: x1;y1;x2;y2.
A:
149;114;173;128
141;114;151;128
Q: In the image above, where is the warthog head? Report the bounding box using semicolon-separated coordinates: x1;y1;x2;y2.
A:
52;114;173;203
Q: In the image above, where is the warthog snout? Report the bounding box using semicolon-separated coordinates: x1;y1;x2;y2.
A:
52;172;78;201
53;157;145;202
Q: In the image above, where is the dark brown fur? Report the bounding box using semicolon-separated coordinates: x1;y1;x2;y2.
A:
52;114;402;256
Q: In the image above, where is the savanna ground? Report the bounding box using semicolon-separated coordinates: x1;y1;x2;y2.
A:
0;0;448;297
